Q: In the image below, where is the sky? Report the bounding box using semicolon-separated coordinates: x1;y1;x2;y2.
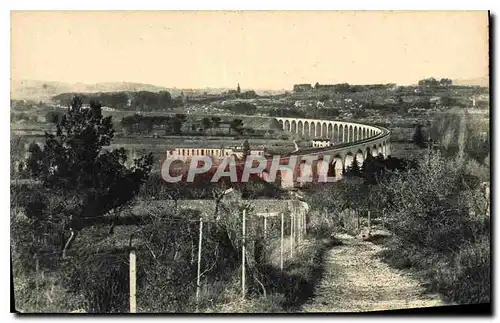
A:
11;11;489;91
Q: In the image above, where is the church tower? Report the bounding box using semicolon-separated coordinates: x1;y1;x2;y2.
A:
237;83;241;94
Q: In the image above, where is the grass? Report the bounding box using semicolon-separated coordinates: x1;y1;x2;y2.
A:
204;236;335;313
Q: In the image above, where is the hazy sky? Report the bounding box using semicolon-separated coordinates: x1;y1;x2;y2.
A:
11;11;489;90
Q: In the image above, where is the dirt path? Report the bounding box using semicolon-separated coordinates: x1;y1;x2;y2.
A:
301;232;445;313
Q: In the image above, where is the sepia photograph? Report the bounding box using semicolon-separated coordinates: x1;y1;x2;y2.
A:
9;10;491;314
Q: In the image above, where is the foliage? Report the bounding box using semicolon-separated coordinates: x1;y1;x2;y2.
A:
429;109;490;163
226;102;257;115
229;119;245;135
242;140;251;159
380;150;490;304
46;111;64;124
412;124;427;148
53;91;181;111
22;96;153;265
418;77;452;87
120;113;187;135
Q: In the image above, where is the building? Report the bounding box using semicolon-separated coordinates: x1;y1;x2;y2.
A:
311;139;333;148
293;84;313;92
166;145;265;161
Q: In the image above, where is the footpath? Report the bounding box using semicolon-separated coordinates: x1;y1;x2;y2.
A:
300;232;444;313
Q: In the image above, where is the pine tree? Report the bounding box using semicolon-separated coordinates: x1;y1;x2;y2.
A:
26;96;153;257
346;158;361;177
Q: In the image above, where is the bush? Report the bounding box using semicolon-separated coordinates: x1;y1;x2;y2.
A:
380;150;490;304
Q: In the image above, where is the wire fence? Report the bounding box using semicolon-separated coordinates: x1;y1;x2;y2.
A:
13;199;311;313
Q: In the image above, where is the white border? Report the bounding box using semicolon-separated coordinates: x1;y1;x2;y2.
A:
1;2;497;323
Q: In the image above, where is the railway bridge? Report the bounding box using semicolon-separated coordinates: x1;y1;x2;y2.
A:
258;117;391;186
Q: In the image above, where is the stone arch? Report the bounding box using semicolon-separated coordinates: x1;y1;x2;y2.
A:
278;119;284;130
378;144;383;156
332;155;343;181
316;121;322;137
334;124;339;142
372;145;378;157
355;149;364;167
298;120;303;135
344;125;349;142
354;126;358;142
291;120;297;133
344;152;354;171
362;128;366;140
322;122;328;138
298;160;313;184
310;122;316;138
304;121;310;136
327;123;333;139
285;120;291;132
349;125;354;142
339;124;344;142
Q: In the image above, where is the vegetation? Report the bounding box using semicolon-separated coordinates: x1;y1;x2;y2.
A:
52;91;183;111
304;122;490;305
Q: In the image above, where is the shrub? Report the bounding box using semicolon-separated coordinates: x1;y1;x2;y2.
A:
380;150;490;304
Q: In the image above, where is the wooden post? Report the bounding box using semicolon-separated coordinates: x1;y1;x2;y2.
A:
34;254;40;307
303;210;307;237
297;211;301;244
280;212;284;271
263;216;267;240
356;210;360;232
129;249;137;313
196;217;203;310
242;209;246;299
368;210;371;234
290;212;294;258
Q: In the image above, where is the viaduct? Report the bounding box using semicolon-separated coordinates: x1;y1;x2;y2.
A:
260;117;392;185
181;117;392;186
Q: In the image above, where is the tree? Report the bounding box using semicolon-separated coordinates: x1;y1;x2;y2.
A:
201;117;212;134
242;140;251;159
319;94;330;102
26;96;153;258
229;119;244;135
211;117;221;133
173;114;187;134
314;82;320;90
345;158;362;177
46;111;63;125
413;124;427;148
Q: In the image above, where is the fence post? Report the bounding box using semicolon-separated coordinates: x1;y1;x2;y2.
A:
129;248;137;313
382;208;385;229
290;212;294;258
303;209;307;238
368;210;371;234
34;253;40;307
280;212;284;271
356;210;360;232
242;209;246;299
264;216;267;240
196;217;203;311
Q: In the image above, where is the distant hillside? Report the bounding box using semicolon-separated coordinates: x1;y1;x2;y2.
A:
453;76;489;87
11;79;283;101
11;79;172;101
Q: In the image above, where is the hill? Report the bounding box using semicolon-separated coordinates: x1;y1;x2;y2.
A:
10;79;172;101
453;76;489;87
